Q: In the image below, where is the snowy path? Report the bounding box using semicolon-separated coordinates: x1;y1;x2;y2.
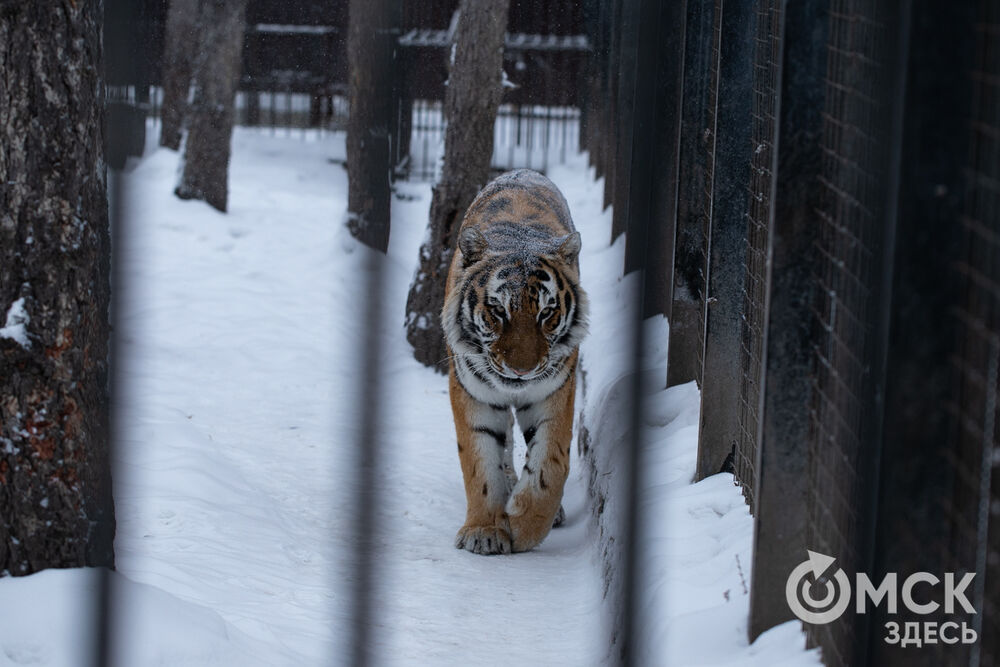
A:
0;128;822;666
108;129;605;664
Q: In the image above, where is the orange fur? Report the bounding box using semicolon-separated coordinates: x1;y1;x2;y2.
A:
442;170;587;555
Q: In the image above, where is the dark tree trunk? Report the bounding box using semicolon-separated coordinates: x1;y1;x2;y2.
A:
175;0;249;213
0;0;114;576
345;0;399;252
159;0;200;150
404;0;511;371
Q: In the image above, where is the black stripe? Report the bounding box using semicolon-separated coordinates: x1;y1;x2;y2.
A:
540;260;565;292
496;265;517;280
463;357;496;388
554;289;580;347
489;401;510;411
523;425;538;446
459;324;478;347
465;283;478;318
474;426;506;446
486;196;511;213
472;263;493;287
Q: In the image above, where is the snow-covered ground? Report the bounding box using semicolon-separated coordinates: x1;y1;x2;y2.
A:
0;125;820;666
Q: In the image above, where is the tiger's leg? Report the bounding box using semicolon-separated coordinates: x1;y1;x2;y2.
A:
507;361;577;552
449;367;515;555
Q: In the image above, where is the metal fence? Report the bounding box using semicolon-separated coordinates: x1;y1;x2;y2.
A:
585;0;999;664
942;4;1000;665
403;100;582;181
734;0;781;510
806;2;901;662
95;0;1000;665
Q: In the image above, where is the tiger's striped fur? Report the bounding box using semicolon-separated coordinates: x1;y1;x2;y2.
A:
442;169;589;555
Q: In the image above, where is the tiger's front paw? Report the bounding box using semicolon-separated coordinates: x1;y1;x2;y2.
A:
455;523;513;555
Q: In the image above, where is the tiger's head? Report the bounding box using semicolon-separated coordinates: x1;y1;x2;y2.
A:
443;225;589;386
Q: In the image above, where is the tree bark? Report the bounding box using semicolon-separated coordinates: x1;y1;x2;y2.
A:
404;0;511;371
175;0;249;213
345;0;399;252
159;0;200;150
0;0;114;575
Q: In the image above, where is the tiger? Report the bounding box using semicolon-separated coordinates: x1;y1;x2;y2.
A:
441;169;589;555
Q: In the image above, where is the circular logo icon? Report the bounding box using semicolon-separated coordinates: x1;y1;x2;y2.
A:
785;550;852;624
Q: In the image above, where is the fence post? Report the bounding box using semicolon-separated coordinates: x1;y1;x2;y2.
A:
621;0;686;320
695;0;757;480
610;0;639;239
666;0;718;387
746;0;829;641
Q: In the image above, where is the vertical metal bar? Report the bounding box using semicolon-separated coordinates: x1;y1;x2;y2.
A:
620;0;682;662
95;167;124;667
561;104;569;164
346;249;386;667
96;1;131;662
346;0;399;657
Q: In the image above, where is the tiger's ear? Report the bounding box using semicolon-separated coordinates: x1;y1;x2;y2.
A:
555;231;582;262
458;226;488;267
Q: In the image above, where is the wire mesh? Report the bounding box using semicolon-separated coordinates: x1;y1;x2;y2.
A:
806;1;896;664
404;100;581;181
733;0;781;510
947;4;1000;663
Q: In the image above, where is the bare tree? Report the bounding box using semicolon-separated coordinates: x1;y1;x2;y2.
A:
0;0;114;575
159;0;201;150
404;0;512;370
175;0;249;212
345;0;399;252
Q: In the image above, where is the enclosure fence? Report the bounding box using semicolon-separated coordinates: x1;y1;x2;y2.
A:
95;0;1000;665
582;0;1000;665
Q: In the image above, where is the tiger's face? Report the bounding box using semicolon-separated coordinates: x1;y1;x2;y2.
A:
444;227;588;388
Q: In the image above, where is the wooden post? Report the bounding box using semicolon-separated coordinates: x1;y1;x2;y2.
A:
667;0;718;387
695;0;757;480
746;0;829;641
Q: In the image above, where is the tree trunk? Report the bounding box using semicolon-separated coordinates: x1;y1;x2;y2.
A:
159;0;200;150
404;0;511;371
345;0;399;252
175;0;249;213
0;0;114;576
